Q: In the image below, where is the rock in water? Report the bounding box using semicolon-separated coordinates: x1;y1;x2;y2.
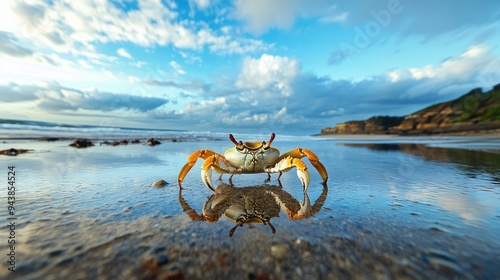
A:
69;139;94;148
0;148;31;156
151;179;168;188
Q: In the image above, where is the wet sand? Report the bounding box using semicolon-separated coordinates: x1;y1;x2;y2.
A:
1;136;499;279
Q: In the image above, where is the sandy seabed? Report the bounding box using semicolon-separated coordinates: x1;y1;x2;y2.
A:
1;136;499;279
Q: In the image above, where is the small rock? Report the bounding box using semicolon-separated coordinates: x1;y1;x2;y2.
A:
294;238;313;251
69;139;94;148
157;254;169;266
158;270;185;280
0;148;31;156
270;244;289;260
146;138;161;146
48;249;65;257
151;179;168;188
152;246;166;254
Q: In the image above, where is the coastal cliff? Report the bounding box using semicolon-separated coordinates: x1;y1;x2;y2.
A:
320;116;404;134
320;84;500;135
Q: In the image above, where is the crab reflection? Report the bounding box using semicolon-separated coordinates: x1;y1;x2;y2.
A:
179;183;328;237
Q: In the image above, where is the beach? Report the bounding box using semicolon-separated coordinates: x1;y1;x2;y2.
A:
1;132;500;279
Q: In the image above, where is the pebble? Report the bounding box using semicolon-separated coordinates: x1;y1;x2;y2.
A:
157;255;169;266
152;246;166;254
294;238;313;251
151;179;168;188
0;148;31;156
270;244;289;260
146;138;161;146
48;249;65;257
159;270;185;280
69;139;94;148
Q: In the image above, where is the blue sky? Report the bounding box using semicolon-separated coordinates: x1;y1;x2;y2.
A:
1;0;500;135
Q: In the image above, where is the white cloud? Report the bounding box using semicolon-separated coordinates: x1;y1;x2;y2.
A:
128;76;140;83
232;0;332;34
319;11;348;23
0;81;169;112
104;71;116;79
236;54;301;97
409;66;436;80
389;44;496;83
169;61;186;75
386;45;500;98
433;45;495;81
0;52;108;84
5;0;268;58
117;48;132;59
190;0;210;10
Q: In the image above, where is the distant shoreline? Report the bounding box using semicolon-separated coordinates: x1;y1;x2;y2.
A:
317;128;500;138
317;129;500;138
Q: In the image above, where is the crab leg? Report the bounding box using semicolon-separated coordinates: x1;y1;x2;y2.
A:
178;188;205;221
178;149;222;188
264;156;311;192
268;182;328;220
201;154;241;191
277;148;328;185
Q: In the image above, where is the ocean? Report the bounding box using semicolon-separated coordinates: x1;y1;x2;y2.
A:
0;118;313;142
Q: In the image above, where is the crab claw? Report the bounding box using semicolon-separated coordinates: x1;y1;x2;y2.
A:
293;191;311;219
201;167;216;192
297;167;310;193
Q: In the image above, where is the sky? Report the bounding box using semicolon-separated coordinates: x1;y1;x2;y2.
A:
1;0;500;135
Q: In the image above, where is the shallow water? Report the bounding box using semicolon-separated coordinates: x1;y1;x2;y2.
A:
1;136;499;279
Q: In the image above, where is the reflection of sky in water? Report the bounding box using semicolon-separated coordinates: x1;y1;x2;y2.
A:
1;137;499;244
333;139;500;241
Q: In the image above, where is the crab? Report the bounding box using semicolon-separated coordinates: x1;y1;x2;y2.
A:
178;133;328;192
178;183;328;237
